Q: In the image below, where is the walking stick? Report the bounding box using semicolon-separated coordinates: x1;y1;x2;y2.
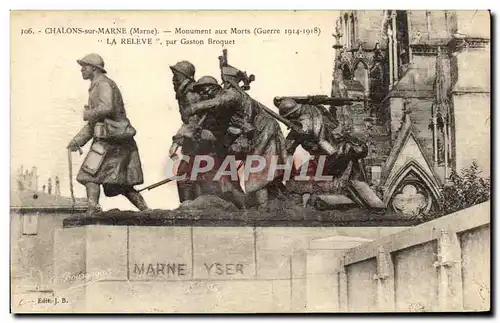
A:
68;146;83;210
67;149;76;209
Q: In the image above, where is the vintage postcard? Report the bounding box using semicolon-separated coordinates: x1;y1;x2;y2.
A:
10;10;491;313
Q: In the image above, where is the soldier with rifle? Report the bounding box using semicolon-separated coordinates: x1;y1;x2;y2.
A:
190;75;247;208
168;60;205;203
183;50;287;208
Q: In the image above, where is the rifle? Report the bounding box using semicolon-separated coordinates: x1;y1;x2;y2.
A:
222;77;303;133
252;97;303;133
137;155;191;193
137;176;177;193
217;49;303;133
274;95;368;108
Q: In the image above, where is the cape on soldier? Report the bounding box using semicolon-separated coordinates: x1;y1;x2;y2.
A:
67;53;149;215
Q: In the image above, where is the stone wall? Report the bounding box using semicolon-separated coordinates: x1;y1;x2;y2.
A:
11;210;81;296
339;201;490;312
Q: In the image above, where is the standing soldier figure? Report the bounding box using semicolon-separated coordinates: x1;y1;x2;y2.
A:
168;61;204;203
185;66;288;208
67;53;149;215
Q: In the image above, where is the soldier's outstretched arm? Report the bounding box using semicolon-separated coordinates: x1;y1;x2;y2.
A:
318;140;337;156
71;123;93;147
285;132;300;154
179;92;201;124
83;82;114;121
187;89;240;116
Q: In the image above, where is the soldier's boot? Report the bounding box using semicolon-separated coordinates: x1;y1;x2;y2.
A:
124;191;150;211
178;182;195;203
177;159;195;203
302;193;311;208
254;187;269;210
85;183;102;216
220;181;247;209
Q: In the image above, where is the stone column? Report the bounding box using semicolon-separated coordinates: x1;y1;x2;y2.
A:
391;11;399;82
426;11;432;40
373;246;395;311
433;230;464;311
346;15;351;48
388;27;394;88
407;11;413;63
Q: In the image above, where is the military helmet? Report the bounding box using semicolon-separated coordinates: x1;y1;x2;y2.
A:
77;53;107;73
170;60;196;79
278;98;301;117
193;76;221;90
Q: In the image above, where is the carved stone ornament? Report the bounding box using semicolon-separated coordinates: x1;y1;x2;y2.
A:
391;180;433;217
339;48;350;64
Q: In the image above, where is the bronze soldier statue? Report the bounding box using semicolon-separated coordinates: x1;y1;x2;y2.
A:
185;71;256;158
276;97;368;205
168;61;205;203
190;75;230;153
184;56;287;208
169;61;202;156
188;75;246;208
67;53;149;215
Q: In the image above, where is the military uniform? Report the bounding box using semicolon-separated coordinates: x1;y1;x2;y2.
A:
169;62;204;203
172;81;210;157
280;99;368;195
186;82;287;195
72;73;144;196
186;86;254;156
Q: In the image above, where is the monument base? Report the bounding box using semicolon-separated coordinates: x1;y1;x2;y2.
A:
62;207;418;228
22;211;411;313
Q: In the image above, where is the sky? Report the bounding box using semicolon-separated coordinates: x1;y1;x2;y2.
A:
11;10;340;210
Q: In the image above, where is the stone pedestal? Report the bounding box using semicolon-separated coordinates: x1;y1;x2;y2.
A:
45;222;406;313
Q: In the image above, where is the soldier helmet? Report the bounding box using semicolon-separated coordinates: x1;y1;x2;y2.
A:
193;76;221;90
77;53;107;73
278;98;301;117
170;61;196;79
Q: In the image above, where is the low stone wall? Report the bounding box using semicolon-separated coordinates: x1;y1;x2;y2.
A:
315;201;491;312
10;208;86;298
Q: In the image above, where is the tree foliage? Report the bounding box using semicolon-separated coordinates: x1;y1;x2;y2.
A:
421;161;490;221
